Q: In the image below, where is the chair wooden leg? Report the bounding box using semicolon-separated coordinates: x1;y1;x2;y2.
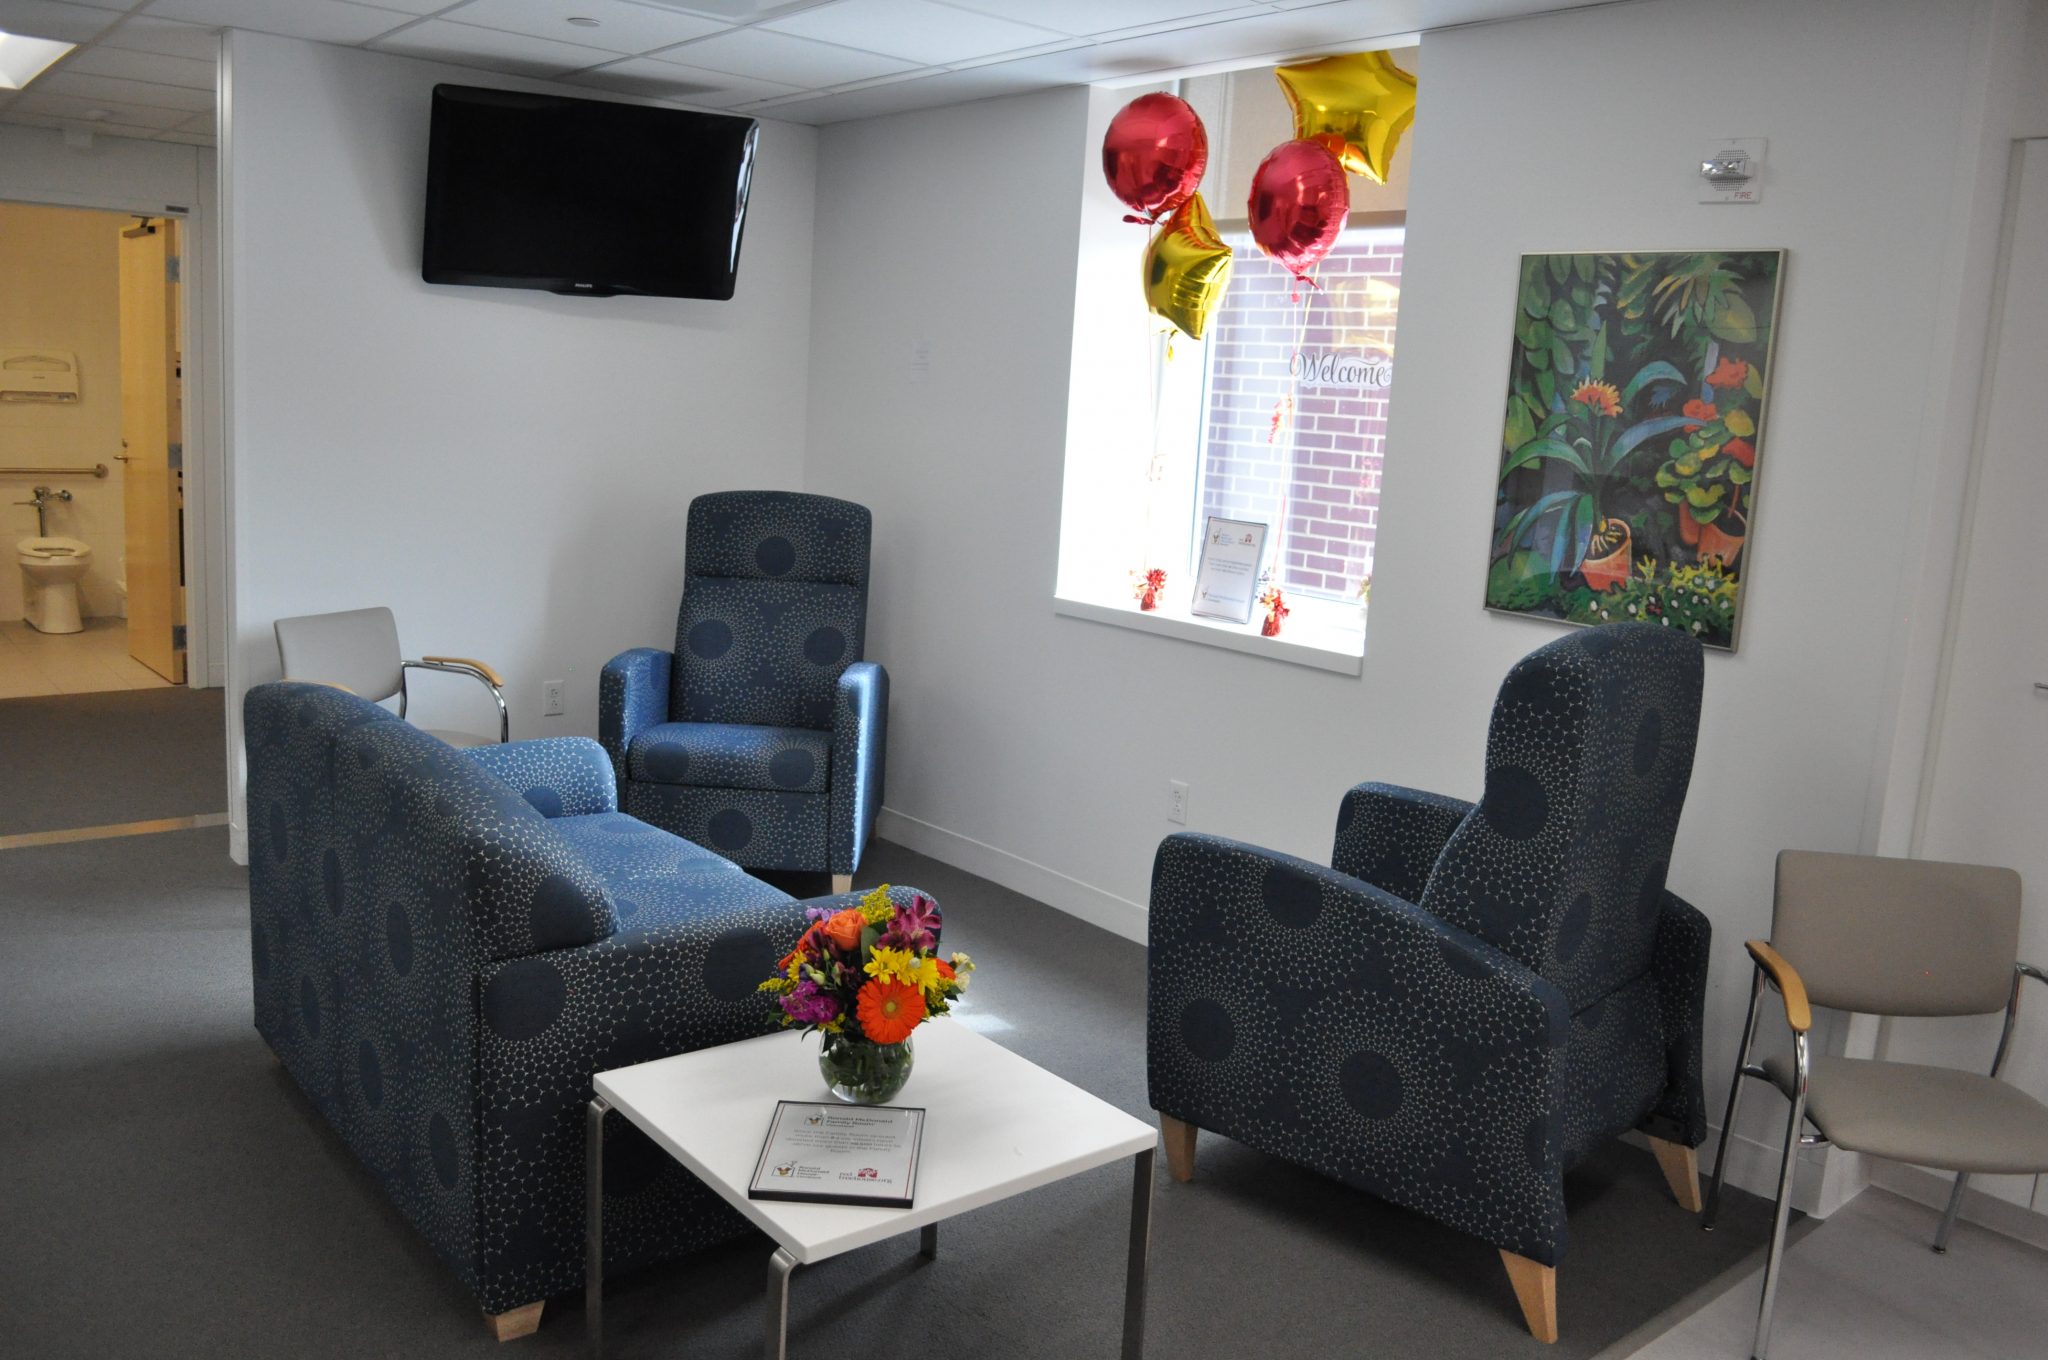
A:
483;1301;544;1341
831;873;853;894
1499;1250;1558;1344
1158;1112;1197;1183
1648;1136;1703;1212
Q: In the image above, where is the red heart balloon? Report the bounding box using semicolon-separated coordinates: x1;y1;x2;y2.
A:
1248;138;1351;287
1102;93;1208;226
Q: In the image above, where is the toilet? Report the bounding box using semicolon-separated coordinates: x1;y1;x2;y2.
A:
17;536;93;634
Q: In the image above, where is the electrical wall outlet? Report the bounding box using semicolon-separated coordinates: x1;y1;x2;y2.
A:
542;680;565;717
1168;780;1189;825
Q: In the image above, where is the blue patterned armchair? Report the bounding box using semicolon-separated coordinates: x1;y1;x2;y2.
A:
245;680;930;1339
600;491;886;888
1146;624;1711;1343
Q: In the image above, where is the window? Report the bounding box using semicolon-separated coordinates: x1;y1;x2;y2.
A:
1194;225;1402;606
1053;68;1414;673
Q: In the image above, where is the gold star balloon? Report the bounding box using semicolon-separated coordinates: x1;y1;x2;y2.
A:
1275;50;1417;185
1142;192;1234;341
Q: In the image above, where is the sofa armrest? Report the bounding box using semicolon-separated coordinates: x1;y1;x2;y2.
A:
1640;890;1713;1147
466;737;618;818
1330;782;1474;901
1147;831;1576;1264
599;648;672;782
829;661;889;876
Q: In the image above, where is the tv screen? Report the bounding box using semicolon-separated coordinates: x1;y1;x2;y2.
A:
422;84;758;300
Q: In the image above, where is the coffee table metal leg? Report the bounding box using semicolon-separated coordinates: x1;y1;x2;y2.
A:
766;1247;799;1360
587;1095;609;1360
919;1223;939;1260
1122;1146;1155;1360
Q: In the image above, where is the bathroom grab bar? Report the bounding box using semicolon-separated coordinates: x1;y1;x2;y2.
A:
0;464;109;479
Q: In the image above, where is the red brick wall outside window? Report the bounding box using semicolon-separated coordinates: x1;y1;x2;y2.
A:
1195;226;1404;603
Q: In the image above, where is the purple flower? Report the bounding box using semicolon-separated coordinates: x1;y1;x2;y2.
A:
780;979;841;1026
880;892;942;952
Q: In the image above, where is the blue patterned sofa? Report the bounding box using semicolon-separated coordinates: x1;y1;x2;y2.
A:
1146;624;1711;1342
600;491;886;887
244;680;923;1337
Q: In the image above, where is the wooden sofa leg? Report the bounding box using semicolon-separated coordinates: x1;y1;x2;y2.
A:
1499;1251;1558;1344
1159;1112;1197;1183
832;873;853;894
483;1301;544;1341
1647;1136;1703;1212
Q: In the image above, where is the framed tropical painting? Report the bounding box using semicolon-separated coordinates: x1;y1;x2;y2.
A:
1485;250;1784;650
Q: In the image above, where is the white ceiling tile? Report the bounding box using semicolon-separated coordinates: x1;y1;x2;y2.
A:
658;26;917;86
35;69;216;110
139;0;419;46
0;1;122;45
371;19;618;75
61;45;216;89
762;0;1066;66
741;58;1044;122
95;17;223;61
647;0;822;18
9;89;193;128
565;54;798;105
436;0;727;54
942;1;1255;38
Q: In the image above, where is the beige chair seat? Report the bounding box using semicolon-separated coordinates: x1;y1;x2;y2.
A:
1762;1054;2048;1174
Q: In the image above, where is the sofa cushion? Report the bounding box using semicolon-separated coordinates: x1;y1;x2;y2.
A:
627;721;831;794
549;811;795;930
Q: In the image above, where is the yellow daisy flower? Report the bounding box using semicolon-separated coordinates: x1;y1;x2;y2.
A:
864;946;915;985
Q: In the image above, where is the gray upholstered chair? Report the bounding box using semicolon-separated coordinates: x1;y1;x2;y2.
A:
1704;849;2048;1360
273;606;509;746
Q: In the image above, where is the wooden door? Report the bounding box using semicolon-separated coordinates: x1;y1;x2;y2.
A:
1909;139;2048;1213
118;216;185;684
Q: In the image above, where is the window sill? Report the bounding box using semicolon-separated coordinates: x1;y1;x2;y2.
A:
1051;594;1364;676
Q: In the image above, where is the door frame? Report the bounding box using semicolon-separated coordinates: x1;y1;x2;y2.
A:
0;185;217;690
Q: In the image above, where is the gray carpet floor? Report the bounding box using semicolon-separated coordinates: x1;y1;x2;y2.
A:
0;817;1786;1359
0;686;226;834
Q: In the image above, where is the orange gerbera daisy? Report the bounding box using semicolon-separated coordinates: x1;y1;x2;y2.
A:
857;979;926;1044
1570;382;1621;417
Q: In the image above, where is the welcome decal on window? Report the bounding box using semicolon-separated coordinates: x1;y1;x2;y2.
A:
1288;348;1392;390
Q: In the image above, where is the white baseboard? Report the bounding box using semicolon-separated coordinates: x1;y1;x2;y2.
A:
875;806;1149;945
1699;1122;1834;1217
1867;1160;2048;1251
228;818;248;866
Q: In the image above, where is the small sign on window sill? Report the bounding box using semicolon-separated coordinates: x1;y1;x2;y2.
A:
1191;517;1267;624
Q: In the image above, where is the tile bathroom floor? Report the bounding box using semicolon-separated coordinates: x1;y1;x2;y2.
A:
0;617;174;697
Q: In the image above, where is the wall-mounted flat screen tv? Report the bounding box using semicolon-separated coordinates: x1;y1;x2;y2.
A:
422;84;759;300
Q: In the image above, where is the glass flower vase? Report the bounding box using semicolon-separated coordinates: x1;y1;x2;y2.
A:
818;1031;915;1105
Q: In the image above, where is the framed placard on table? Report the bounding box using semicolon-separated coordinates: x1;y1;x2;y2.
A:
747;1101;924;1209
1192;517;1268;624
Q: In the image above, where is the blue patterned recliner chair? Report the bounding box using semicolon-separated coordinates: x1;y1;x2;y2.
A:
1146;623;1711;1343
245;680;926;1338
601;491;886;888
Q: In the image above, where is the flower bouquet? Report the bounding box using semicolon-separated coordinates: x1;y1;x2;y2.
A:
759;885;973;1104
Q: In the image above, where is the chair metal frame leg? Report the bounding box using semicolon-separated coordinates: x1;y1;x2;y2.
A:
766;1247;799;1360
1933;1172;1970;1254
1751;1030;1809;1360
587;1095;609;1360
1704;965;1767;1231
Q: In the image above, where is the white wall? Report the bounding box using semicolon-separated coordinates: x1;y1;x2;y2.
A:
805;0;2019;1213
222;32;818;854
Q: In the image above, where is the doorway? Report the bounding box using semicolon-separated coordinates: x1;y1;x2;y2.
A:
0;200;198;696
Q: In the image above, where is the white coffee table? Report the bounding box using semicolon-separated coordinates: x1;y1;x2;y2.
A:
586;1021;1159;1359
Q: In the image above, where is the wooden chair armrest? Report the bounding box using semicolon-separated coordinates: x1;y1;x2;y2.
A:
1747;939;1812;1034
421;655;505;687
